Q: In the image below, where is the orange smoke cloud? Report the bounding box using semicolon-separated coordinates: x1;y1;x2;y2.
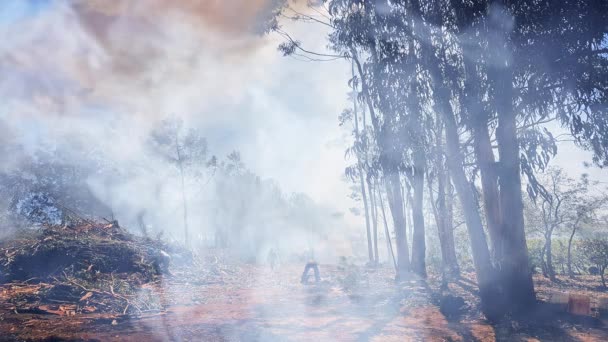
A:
67;0;285;78
1;0;295;119
73;0;281;37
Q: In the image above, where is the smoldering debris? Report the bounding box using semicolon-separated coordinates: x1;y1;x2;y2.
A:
0;220;190;316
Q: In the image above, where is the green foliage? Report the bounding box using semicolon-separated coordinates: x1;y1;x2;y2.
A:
581;238;608;270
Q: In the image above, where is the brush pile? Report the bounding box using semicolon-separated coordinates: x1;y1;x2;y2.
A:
0;221;189;316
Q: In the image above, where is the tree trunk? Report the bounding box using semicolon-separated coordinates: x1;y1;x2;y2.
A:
494;63;537;311
410;152;427;277
428;128;460;279
368;178;380;264
385;172;410;279
567;221;579;278
351;59;374;264
540;243;548;277
481;2;536;311
412;49;501;318
360;169;374;263
443;105;502;318
545;230;556;281
174;133;190;247
403;182;411;245
472;123;503;263
463;55;503;265
178;163;189;247
444;178;460;277
378;182;398;272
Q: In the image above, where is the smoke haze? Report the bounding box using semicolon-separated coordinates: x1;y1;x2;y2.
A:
0;0;357;260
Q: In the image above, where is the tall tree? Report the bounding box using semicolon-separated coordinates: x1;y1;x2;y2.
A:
567;193;606;278
427;118;460;279
343;60;375;263
527;168;606;280
277;0;608;318
149;117;211;246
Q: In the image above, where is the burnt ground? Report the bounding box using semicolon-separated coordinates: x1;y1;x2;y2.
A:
1;259;607;342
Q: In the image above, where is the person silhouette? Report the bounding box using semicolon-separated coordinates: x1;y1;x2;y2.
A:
300;261;320;283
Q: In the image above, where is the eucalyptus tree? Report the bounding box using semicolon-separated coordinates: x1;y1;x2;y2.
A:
527;168;583;281
324;0;500;308
427;116;460;280
566;192;606;278
445;0;608;307
342;65;374;263
328;0;434;278
275;0;608;317
276;3;412;275
324;0;608;315
527;169;608;279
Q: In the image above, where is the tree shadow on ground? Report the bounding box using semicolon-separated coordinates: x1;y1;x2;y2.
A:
356;277;483;342
454;277;480;297
431;277;605;342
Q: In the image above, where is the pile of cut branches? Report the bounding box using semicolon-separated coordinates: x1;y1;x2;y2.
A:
0;221;189;316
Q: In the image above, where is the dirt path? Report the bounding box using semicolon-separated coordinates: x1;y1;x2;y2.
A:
1;264;607;341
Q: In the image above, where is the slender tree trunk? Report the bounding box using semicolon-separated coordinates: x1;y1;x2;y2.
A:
567;220;580;278
442;105;502;318
414;50;501;317
175;138;189;247
446;176;457;268
378;181;398;273
179;167;189;247
410;152;427;277
545;230;556;281
351;59;374;263
173;129;190;248
403;182;410;244
360;170;374;263
385;172;410;279
368;178;380;264
404;13;501;316
540;243;548;277
428;132;460;279
444;179;459;277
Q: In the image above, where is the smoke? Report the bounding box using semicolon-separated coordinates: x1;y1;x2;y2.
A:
1;0;280;119
0;5;365;336
0;0;358;261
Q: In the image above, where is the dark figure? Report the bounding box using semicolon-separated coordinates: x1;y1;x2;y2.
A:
301;261;320;284
589;266;600;275
268;248;279;270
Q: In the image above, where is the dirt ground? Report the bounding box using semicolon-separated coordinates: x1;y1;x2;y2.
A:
1;261;607;342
